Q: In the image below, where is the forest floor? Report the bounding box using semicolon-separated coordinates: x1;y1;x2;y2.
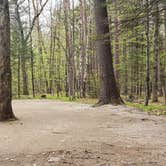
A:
0;100;166;166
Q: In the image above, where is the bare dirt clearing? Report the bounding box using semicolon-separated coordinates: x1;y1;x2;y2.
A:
0;100;166;166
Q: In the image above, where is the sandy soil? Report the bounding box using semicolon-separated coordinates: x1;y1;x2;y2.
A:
0;100;166;166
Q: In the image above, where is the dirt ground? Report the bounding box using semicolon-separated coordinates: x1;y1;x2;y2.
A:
0;100;166;166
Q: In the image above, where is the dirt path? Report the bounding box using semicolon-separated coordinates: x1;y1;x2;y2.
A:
0;100;166;166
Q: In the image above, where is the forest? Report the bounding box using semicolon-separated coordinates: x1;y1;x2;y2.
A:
7;0;166;102
1;0;166;109
0;0;166;165
8;0;166;108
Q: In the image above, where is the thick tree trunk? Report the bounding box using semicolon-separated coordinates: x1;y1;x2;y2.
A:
0;0;15;121
94;0;124;106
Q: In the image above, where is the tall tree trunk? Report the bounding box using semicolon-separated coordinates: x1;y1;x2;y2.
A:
122;39;128;95
145;0;150;106
48;9;55;94
32;0;48;94
94;0;124;106
28;0;35;97
63;0;75;100
161;6;166;105
113;0;120;85
14;0;29;95
0;0;15;121
79;0;87;98
17;53;21;98
152;1;159;102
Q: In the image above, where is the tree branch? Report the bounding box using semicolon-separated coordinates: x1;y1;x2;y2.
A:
25;0;49;42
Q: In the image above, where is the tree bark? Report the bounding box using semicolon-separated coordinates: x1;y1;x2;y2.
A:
0;0;16;121
145;0;150;106
113;0;120;85
28;0;35;97
79;0;87;98
63;0;75;100
122;39;128;95
152;1;159;102
161;5;166;105
94;0;124;106
14;0;29;95
32;0;47;94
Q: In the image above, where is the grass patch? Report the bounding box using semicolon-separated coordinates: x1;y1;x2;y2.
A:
126;102;166;115
15;95;97;104
14;95;71;102
35;95;71;102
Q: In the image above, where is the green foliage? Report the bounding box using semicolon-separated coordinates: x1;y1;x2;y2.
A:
9;0;166;107
88;73;99;98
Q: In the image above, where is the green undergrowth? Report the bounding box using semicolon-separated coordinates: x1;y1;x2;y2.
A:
75;98;166;116
126;102;166;115
14;95;70;102
76;99;166;115
14;95;97;103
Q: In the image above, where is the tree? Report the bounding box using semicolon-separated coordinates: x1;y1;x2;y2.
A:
79;0;88;98
7;0;165;106
113;0;120;86
94;0;124;105
63;0;75;100
28;0;35;97
161;1;166;105
0;0;15;121
152;1;159;102
14;0;29;95
32;0;49;94
145;0;150;106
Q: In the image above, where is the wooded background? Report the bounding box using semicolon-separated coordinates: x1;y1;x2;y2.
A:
9;0;166;105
